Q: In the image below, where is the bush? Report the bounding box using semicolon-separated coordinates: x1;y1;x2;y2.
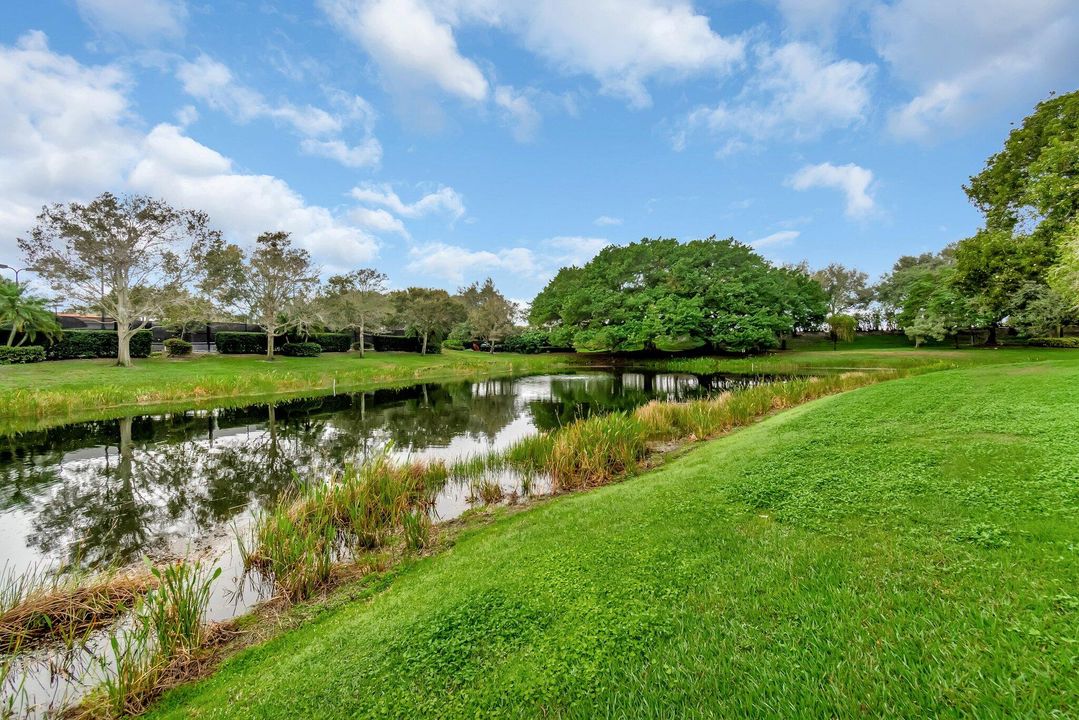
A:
1027;337;1079;348
163;338;193;357
305;333;350;352
0;345;46;364
502;330;550;354
280;342;321;357
215;331;268;354
45;330;152;360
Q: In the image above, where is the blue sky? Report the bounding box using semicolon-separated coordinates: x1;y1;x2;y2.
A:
1;1;1076;302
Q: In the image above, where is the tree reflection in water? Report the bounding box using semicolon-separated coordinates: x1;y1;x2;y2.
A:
0;370;764;573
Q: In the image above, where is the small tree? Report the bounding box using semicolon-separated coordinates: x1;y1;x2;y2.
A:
826;313;856;350
391;287;466;354
905;310;947;348
0;279;62;347
813;264;869;316
20;192;218;366
159;289;215;342
1009;282;1074;338
458;278;518;352
207;232;318;360
320;269;389;357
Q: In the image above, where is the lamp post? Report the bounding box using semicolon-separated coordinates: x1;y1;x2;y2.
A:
0;264;36;285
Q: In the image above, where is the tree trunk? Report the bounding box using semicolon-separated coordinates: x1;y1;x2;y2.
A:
489;335;496;353
954;333;960;349
985;323;998;346
266;330;275;360
421;331;428;355
5;326;15;346
117;328;133;367
359;320;365;358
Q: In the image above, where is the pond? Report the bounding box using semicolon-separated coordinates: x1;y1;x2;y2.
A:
0;368;774;715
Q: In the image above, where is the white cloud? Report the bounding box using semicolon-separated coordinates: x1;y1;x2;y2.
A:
350;183;466;220
406;235;610;284
788;162;875;218
319;0;489;102
682;42;873;150
176;54;382;167
175;104;199;127
349;207;410;238
772;0;854;43
544;236;611;267
0;33;378;274
75;0;188;41
494;85;541;142
407;243;538;283
300;138;383;169
130;125;379;269
750;230;800;249
320;0;743;109
872;0;1079;139
593;215;623;226
0;32;139;256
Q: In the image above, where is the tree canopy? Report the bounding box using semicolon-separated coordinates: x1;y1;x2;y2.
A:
529;237;827;353
20;192;218;365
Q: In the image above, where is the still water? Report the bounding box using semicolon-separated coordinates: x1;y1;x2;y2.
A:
1;368;778;715
0;369;768;578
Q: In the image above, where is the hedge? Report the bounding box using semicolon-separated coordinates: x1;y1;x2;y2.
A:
369;334;439;354
299;333;350;352
215;331;271;354
45;330;152;360
0;345;46;364
280;342;321;357
1027;337;1079;348
164;338;193;356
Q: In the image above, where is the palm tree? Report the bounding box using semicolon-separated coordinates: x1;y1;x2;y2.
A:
0;280;62;347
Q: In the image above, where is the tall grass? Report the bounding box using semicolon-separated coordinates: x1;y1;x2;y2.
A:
90;560;221;718
240;452;446;601
547;412;647;491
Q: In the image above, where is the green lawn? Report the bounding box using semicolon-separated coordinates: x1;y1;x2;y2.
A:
146;353;1079;718
0;351;577;428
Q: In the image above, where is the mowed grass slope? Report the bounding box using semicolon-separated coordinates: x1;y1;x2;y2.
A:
150;356;1079;718
0;350;575;424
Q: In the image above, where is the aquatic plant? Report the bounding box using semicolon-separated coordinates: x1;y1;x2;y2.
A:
469;477;505;505
0;564;156;654
547;412;646;491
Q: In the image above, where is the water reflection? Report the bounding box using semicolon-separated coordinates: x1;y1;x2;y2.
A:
0;370;764;575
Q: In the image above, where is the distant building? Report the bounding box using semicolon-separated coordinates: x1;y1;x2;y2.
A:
55;313;115;330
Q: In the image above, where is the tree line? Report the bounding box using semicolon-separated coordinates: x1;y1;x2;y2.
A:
531;90;1079;351
4;90;1076;364
10;199;520;365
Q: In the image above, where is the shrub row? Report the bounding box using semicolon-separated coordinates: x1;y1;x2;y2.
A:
164;338;193;357
0;345;46;364
214;331;269;354
215;331;351;354
280;342;322;357
1026;337;1079;348
301;333;350;352
45;330;152;360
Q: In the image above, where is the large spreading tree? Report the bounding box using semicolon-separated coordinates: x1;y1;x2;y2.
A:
20;192;219;366
953;89;1078;341
529;237;827;353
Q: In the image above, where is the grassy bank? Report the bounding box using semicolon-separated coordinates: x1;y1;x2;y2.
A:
0;351;577;427
145;354;1079;718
